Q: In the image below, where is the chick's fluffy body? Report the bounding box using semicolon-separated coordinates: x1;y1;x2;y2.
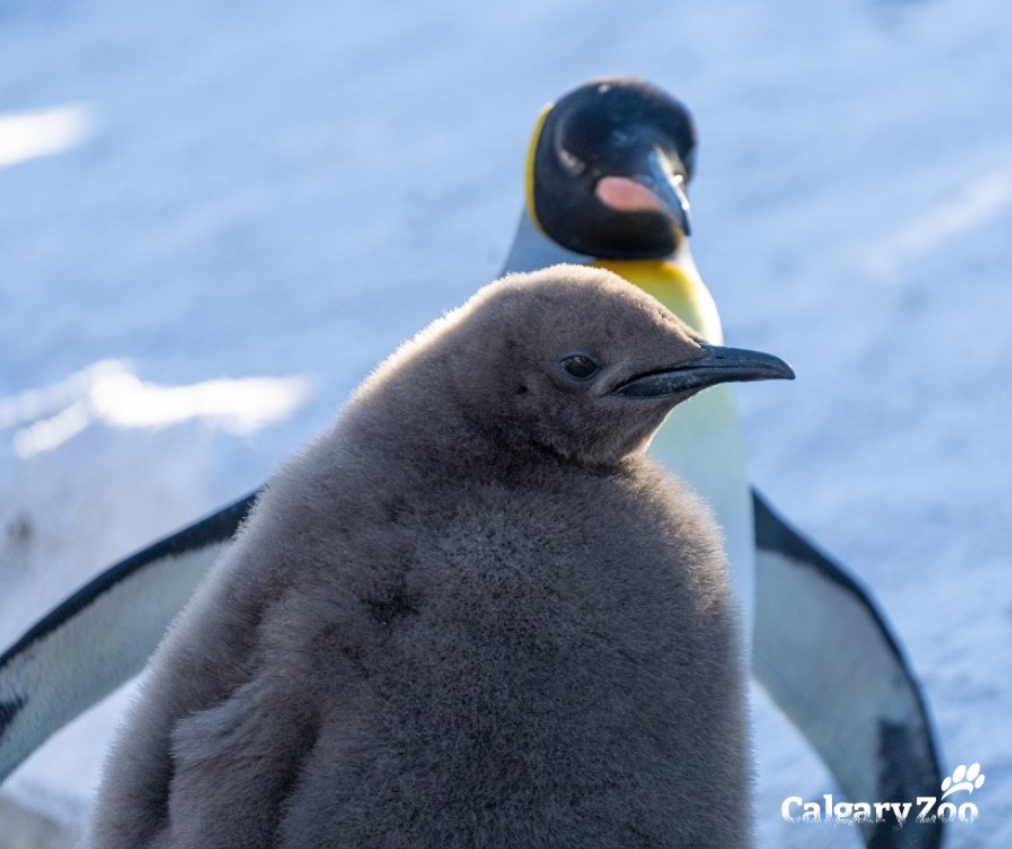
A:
90;268;750;849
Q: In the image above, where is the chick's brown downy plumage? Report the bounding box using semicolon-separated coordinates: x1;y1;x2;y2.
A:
90;264;792;849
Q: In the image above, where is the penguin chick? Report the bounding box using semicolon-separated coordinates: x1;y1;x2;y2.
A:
89;264;792;849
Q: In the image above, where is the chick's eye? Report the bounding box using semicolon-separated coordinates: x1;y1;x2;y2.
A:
561;355;600;380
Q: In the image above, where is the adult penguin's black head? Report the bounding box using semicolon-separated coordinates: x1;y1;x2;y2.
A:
528;78;697;260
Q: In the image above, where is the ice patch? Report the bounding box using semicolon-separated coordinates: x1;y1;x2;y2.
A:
0;105;93;168
0;361;311;458
870;167;1012;275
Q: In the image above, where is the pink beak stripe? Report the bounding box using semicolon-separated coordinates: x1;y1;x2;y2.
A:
594;176;665;214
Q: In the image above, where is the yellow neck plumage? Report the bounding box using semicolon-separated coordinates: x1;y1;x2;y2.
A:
524;103;553;236
590;259;724;344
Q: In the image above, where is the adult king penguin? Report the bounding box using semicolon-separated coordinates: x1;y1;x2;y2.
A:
0;78;940;849
90;265;781;849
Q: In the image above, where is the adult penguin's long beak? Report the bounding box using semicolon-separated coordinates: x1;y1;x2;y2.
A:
594;148;694;237
613;343;795;398
643;148;693;237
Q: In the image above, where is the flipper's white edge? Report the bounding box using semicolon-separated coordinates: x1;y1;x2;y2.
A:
0;492;258;782
752;490;944;849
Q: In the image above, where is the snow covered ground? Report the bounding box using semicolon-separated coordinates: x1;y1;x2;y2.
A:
2;0;1010;845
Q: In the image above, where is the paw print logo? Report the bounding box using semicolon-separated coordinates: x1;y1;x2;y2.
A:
941;763;986;800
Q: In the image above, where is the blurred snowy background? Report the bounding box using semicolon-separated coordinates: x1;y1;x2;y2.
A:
1;0;1010;845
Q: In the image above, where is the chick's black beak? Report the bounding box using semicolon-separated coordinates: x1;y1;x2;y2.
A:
612;343;795;398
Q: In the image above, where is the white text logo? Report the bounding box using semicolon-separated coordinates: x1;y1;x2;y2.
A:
781;763;985;826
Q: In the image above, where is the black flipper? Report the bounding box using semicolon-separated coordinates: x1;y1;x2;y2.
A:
0;492;258;782
753;489;944;849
